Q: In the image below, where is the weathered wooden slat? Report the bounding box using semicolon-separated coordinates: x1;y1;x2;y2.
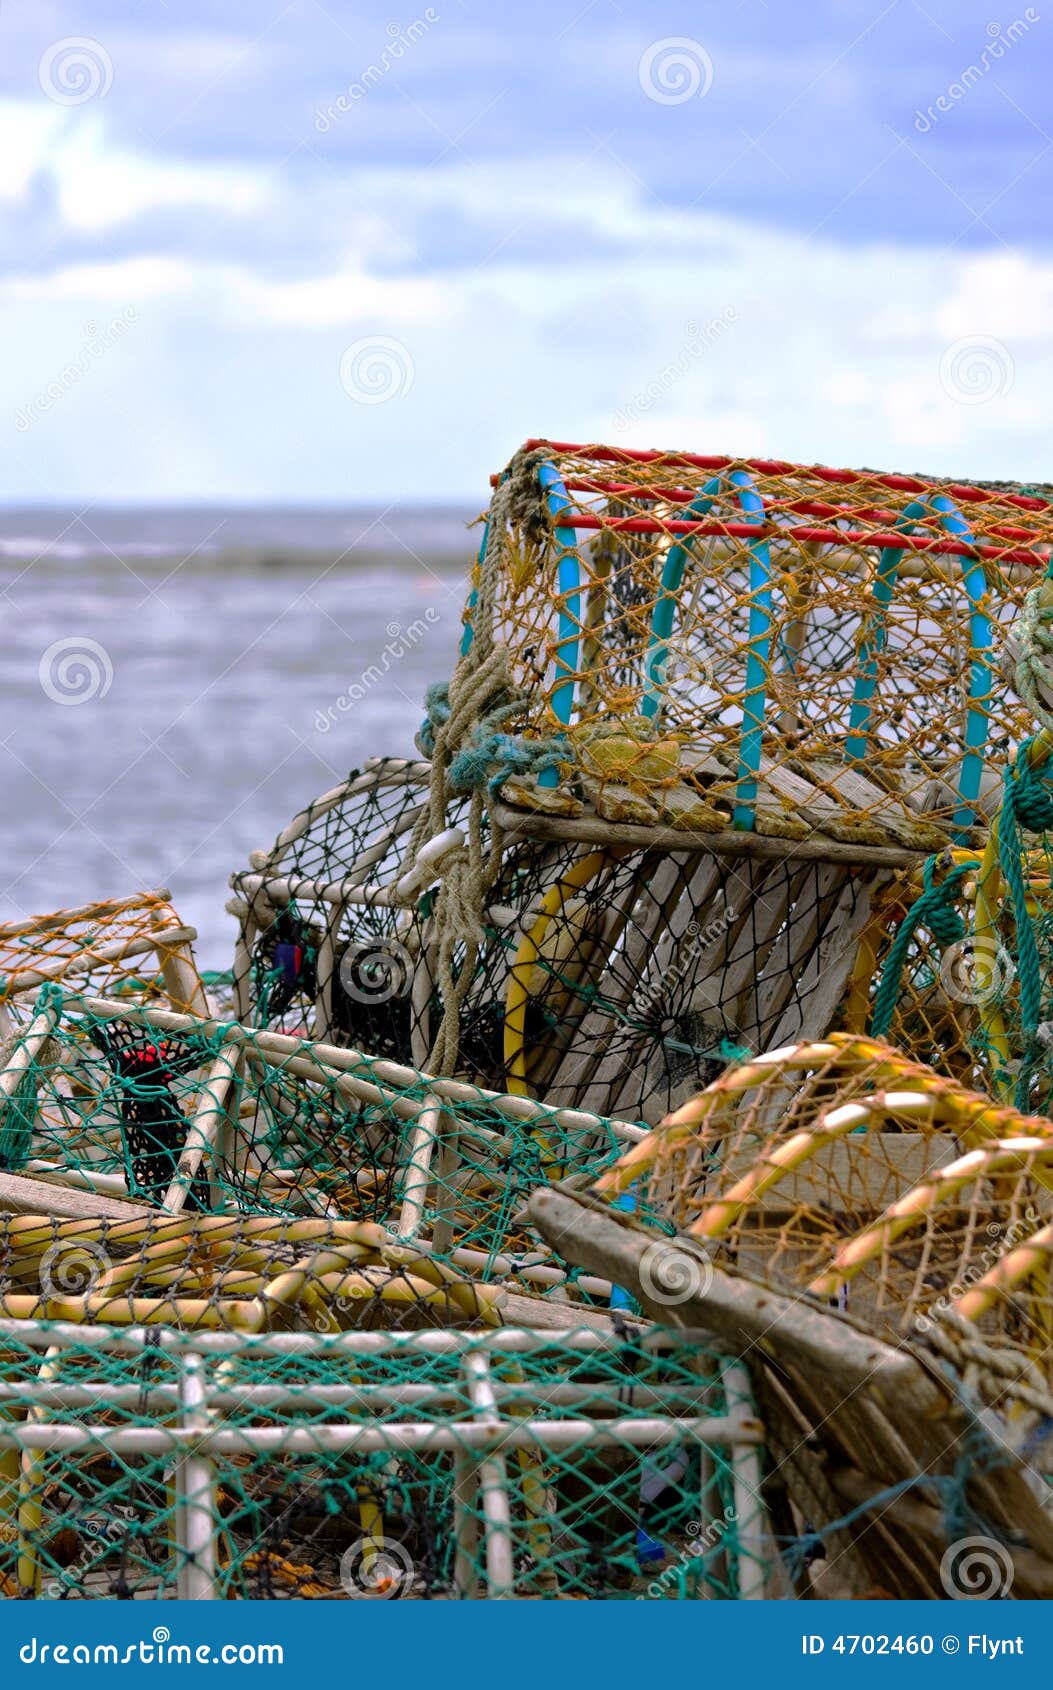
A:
0;1170;152;1224
490;804;928;868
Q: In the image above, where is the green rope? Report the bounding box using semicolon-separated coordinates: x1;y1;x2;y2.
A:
419;681;568;796
870;855;976;1038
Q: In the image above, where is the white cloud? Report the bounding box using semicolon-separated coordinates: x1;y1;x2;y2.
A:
0;130;1049;498
0;102;66;200
44;111;270;231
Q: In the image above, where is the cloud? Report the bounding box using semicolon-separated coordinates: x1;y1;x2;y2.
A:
0;0;1049;500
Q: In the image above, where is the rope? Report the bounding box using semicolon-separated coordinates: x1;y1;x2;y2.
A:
1010;580;1053;735
869;855;975;1038
404;447;553;1076
421;684;566;796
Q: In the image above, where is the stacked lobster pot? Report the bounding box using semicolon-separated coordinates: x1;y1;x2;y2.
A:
231;441;1053;1123
5;439;1053;1601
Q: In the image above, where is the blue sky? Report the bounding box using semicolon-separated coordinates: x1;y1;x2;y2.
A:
1;0;1050;501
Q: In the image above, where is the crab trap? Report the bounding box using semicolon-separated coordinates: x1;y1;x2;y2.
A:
466;441;1053;847
0;893;207;1033
0;1323;772;1600
228;757;882;1121
595;1032;1053;1382
230;444;1053;1116
0;984;664;1314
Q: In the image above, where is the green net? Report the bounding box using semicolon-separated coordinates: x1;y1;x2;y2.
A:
0;1323;771;1601
0;983;668;1314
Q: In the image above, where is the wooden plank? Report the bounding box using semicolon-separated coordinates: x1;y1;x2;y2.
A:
798;760;951;852
830;1467;1053;1600
549;855;694;1112
526;1187;949;1407
526;1186;1053;1595
0;1170;152;1223
490;804;927;868
751;863;876;1051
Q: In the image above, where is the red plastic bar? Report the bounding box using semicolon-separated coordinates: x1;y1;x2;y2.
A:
550;511;1044;568
518;475;1049;548
517;439;1050;515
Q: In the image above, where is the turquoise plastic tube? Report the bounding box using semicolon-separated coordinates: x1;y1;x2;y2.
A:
460;462;580;789
642;470;771;830
844;494;991;836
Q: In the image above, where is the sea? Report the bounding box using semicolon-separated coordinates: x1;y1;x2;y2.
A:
0;505;477;968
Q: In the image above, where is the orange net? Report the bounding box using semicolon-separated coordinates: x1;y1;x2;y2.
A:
0;892;205;1022
594;1034;1053;1398
466;442;1053;849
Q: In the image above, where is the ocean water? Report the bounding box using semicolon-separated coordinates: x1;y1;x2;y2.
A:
0;506;476;967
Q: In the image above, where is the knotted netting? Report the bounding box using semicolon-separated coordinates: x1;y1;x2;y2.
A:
0;984;661;1311
228;768;877;1120
229;759;446;1057
0;894;206;1031
858;726;1053;1115
459;442;1052;843
0;1323;770;1600
594;1034;1053;1418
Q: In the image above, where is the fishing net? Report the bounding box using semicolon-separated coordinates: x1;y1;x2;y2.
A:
458;841;872;1121
0;985;657;1307
0;1323;771;1600
228;759;443;1059
230;763;877;1119
844;856;983;1081
460;441;1051;844
594;1034;1053;1409
858;728;1053;1116
0;894;206;1028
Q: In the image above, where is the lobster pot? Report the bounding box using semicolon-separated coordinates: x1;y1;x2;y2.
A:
0;990;647;1298
0;1324;771;1601
459;836;875;1122
595;1033;1053;1355
229;758;459;1064
227;760;877;1119
473;442;1052;845
0;893;206;1031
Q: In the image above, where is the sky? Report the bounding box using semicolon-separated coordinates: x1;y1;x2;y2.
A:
1;0;1050;503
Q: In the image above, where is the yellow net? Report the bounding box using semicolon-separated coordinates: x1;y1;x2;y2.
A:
462;442;1053;847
